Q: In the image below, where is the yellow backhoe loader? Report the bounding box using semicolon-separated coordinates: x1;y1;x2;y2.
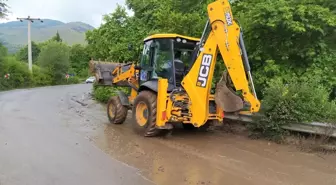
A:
90;0;261;136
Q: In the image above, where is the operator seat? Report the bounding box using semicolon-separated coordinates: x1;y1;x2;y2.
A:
174;59;185;86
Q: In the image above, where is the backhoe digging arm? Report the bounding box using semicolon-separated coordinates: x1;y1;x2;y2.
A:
208;0;260;113
181;0;260;125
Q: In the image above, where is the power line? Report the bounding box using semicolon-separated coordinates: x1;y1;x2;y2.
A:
17;16;43;73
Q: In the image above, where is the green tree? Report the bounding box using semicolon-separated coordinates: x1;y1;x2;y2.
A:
0;0;9;19
51;31;62;42
86;5;137;61
0;42;7;59
69;44;91;75
37;41;70;84
232;0;336;96
16;41;41;63
125;0;210;37
85;1;210;62
86;0;336;97
0;42;8;75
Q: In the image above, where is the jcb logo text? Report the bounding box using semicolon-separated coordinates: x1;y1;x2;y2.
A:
196;54;212;88
225;11;233;26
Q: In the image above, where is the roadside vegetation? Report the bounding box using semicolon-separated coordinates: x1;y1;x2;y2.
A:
92;85;129;103
0;32;90;91
0;1;90;90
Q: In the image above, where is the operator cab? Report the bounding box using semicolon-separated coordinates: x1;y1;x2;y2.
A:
139;34;200;90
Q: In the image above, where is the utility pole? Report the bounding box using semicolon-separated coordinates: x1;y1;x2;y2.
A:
17;16;43;73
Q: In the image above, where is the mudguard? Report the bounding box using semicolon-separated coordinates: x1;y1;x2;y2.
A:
117;91;130;106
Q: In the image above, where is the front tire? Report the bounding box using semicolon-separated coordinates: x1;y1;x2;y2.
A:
107;96;128;124
132;90;161;137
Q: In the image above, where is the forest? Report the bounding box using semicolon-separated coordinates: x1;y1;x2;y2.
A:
1;0;336;138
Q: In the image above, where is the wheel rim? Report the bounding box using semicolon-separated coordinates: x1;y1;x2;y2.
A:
108;103;115;119
136;102;148;126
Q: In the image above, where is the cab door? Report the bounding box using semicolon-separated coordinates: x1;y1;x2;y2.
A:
139;40;155;85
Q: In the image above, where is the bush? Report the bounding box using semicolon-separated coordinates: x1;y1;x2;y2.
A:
92;84;129;103
0;43;8;74
0;56;33;90
248;77;336;140
65;76;80;84
31;65;52;87
16;41;41;63
37;41;70;85
0;43;7;59
78;68;90;78
69;44;91;74
0;56;55;91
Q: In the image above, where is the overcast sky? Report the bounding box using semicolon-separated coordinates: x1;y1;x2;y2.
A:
1;0;126;27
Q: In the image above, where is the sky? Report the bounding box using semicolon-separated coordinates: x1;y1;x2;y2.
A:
1;0;126;27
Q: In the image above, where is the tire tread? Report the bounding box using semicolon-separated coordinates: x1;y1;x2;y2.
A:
107;96;128;124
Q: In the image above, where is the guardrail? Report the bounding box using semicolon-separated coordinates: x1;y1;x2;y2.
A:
224;113;336;138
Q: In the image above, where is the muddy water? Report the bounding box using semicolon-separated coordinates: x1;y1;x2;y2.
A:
95;124;336;185
61;84;336;185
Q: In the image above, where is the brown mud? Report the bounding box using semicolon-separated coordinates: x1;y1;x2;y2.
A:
62;84;336;185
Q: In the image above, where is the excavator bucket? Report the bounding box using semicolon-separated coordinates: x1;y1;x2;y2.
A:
89;60;132;86
214;71;244;113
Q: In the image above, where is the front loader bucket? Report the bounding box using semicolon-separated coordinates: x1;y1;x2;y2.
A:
214;71;244;113
89;60;131;86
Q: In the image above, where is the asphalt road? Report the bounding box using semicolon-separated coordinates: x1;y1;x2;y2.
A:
0;85;154;185
1;84;336;185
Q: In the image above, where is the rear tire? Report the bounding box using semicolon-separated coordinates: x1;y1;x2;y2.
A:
132;90;161;137
107;96;128;124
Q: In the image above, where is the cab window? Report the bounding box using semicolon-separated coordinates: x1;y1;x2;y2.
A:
152;39;173;81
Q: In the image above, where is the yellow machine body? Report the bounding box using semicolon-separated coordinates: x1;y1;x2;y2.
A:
96;0;261;135
154;0;260;128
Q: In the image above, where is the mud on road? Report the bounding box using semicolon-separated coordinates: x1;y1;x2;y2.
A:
61;84;336;185
1;84;336;185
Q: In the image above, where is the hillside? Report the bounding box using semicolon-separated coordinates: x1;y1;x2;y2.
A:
0;19;95;53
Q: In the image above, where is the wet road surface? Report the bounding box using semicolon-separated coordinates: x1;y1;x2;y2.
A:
0;86;153;185
1;84;336;185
